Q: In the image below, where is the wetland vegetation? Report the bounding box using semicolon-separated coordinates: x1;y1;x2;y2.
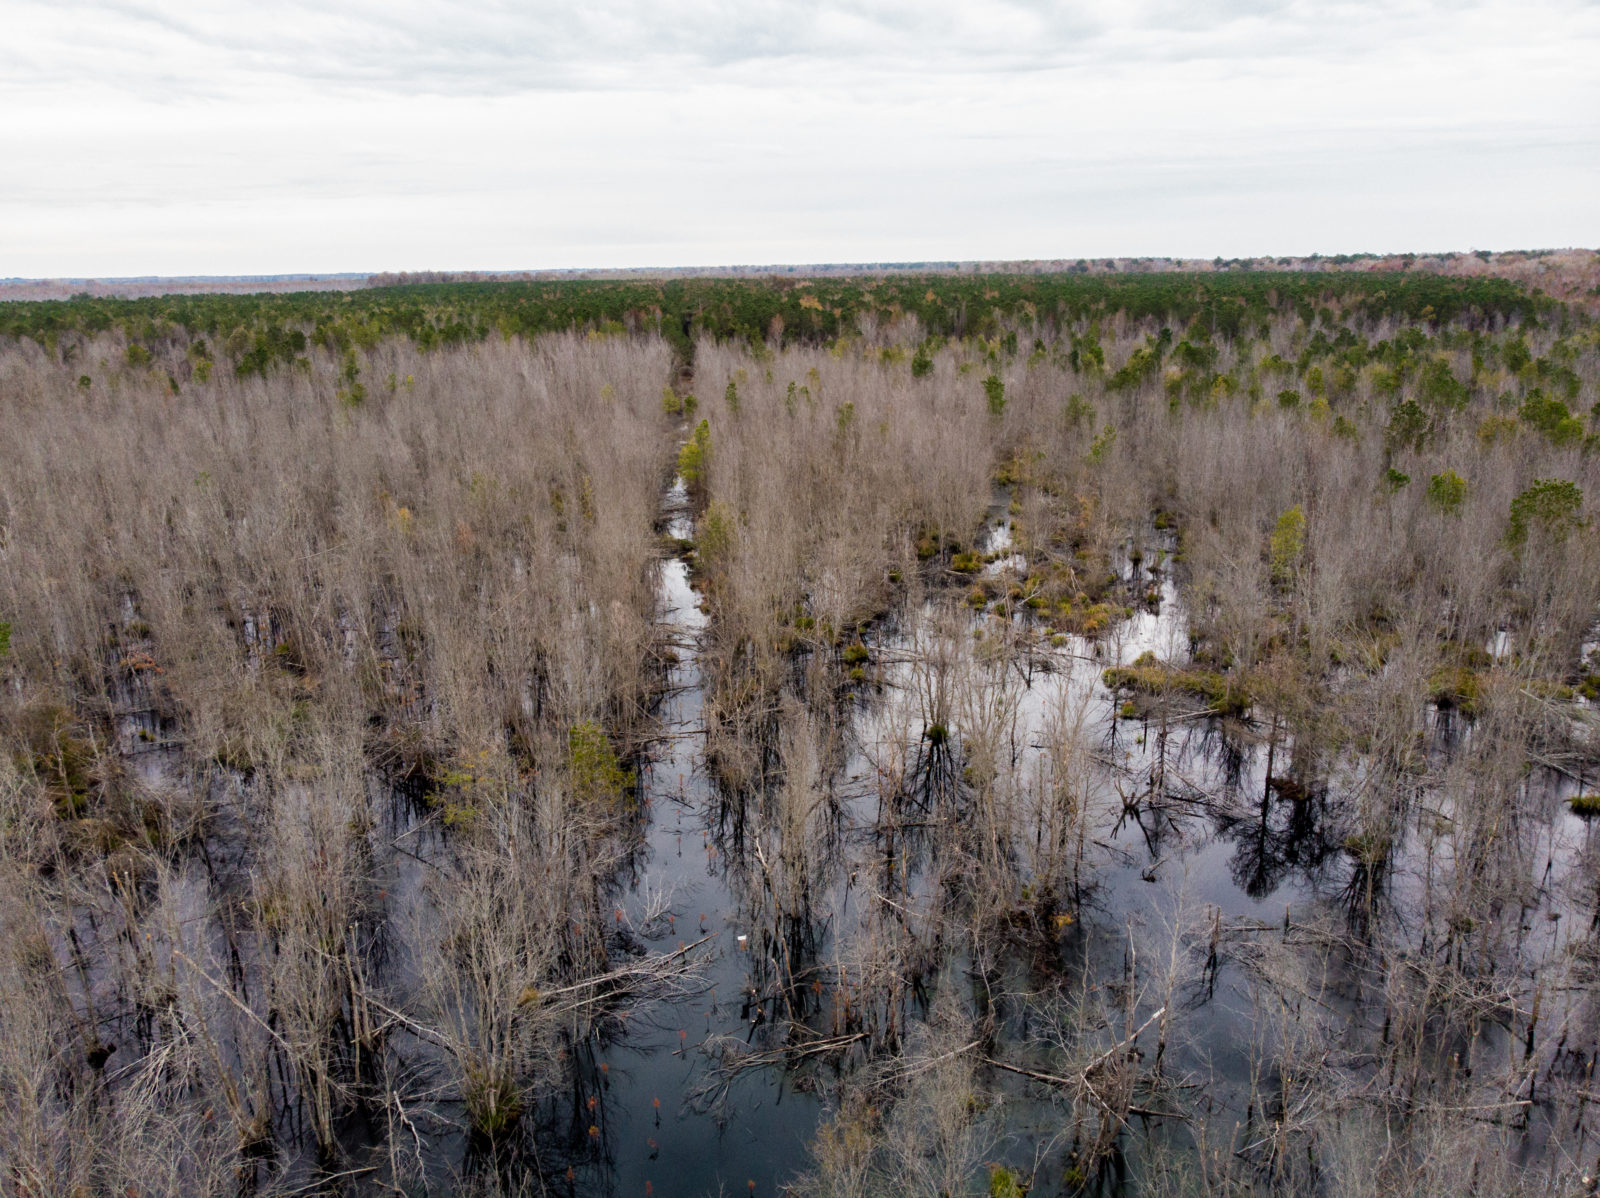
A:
1;271;1598;1196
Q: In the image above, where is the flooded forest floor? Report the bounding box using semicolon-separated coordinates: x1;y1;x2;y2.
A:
1;316;1599;1198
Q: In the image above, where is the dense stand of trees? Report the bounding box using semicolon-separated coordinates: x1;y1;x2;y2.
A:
0;271;1597;1196
1;271;1557;376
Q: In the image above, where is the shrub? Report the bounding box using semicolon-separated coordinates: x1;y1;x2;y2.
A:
1269;504;1306;583
695;500;737;579
983;373;1006;416
1386;399;1429;452
678;419;711;491
1088;425;1117;464
1426;469;1467;515
1520;391;1585;446
1507;478;1584;547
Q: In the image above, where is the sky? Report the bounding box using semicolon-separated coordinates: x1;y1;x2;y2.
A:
2;0;1597;276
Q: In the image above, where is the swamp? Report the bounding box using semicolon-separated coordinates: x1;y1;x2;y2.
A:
1;272;1599;1196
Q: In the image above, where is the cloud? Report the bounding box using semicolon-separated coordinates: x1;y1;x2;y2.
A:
12;0;1593;100
0;0;1594;273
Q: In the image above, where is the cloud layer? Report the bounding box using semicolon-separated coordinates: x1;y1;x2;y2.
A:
3;0;1595;274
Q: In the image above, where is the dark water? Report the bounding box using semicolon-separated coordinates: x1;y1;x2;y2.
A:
586;546;824;1195
83;487;1596;1196
563;489;1597;1195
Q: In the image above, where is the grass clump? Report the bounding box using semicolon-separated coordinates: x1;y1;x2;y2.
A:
1102;652;1251;716
988;1165;1025;1198
12;703;104;817
1050;596;1116;636
1570;794;1600;818
463;1061;523;1146
1343;831;1393;864
1428;663;1487;716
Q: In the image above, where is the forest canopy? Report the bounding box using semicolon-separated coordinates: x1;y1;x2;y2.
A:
1;271;1562;371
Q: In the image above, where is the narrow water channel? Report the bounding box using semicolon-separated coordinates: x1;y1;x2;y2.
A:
581;479;823;1195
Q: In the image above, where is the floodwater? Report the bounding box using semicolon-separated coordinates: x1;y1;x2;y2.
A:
81;480;1598;1196
582;490;823;1195
568;481;1598;1195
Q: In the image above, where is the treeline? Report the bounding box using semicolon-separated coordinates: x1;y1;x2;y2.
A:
0;271;1561;376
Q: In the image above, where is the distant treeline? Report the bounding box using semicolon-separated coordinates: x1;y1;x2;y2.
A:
0;272;1567;375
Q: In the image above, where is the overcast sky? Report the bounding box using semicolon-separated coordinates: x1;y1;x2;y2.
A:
2;0;1596;276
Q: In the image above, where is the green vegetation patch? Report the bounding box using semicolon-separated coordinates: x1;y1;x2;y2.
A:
1;270;1552;373
1508;478;1586;548
677;419;711;492
1102;651;1251;716
568;720;635;807
11;702;104;817
1428;664;1487;716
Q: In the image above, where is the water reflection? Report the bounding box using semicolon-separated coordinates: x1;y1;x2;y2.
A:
565;497;1596;1196
1219;786;1337;901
